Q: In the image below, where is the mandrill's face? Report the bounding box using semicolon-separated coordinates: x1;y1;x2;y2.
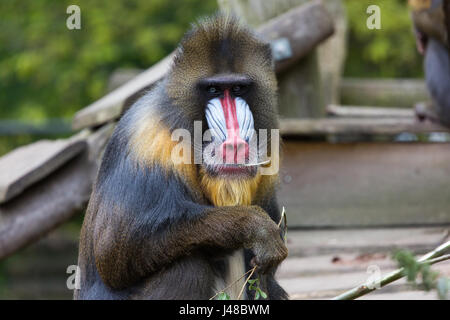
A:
167;16;279;180
199;73;258;177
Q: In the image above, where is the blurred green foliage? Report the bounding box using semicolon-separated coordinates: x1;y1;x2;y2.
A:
393;249;448;299
0;0;425;155
0;0;423;122
0;0;217;121
344;0;423;78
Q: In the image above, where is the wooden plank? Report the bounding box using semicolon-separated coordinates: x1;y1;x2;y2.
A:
0;135;87;204
0;124;114;260
0;119;72;136
358;291;438;300
279;117;449;135
326;105;415;118
283;228;448;258
72;54;174;130
256;0;334;73
340;78;430;108
277;227;450;299
106;68;143;92
278;142;450;227
278;253;396;279
73;0;334;130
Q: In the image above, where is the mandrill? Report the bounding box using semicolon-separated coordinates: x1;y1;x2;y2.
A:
410;0;450;127
74;14;288;300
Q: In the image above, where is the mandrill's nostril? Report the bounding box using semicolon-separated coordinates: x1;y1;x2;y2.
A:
221;138;249;164
236;142;248;152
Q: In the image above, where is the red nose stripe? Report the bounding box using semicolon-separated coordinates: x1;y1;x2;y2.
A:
220;90;248;163
221;90;239;133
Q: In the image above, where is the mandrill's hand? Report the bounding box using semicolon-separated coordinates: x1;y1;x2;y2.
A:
244;206;288;274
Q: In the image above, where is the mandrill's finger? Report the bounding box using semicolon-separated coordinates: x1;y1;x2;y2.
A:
250;256;258;268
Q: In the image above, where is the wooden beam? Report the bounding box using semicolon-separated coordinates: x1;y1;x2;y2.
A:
326;105;415;118
72;54;174;130
284;227;448;259
279;117;449;136
72;0;334;130
258;0;334;73
0;124;114;260
340;78;430;108
0;135;87;204
0;119;72;136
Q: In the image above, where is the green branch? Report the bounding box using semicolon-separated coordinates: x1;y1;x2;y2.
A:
332;241;450;300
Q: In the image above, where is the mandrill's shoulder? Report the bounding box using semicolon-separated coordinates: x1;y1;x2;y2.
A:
102;78;198;185
119;81;169;131
118;79;190;137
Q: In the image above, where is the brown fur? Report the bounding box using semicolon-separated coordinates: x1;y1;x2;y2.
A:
75;14;287;300
411;0;448;47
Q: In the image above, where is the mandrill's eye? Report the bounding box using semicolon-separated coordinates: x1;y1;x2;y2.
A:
232;85;241;94
207;86;220;95
232;85;248;96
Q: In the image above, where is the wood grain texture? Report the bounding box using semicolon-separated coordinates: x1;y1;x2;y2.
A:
326;105;415;118
0;136;87;204
278;141;450;227
257;0;334;73
340;78;431;108
279;117;449;135
0;124;114;260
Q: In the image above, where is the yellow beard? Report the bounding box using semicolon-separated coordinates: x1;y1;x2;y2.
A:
200;172;261;206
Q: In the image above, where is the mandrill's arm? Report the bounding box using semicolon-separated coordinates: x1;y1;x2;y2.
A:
89;138;286;290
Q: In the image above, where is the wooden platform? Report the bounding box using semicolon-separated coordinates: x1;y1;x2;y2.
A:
277;227;450;299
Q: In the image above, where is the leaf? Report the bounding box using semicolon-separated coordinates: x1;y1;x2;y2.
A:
420;263;439;291
248;278;259;291
254;290;260;300
260;289;268;299
217;292;230;300
393;250;420;283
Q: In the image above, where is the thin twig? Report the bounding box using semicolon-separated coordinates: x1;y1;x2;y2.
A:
209;267;255;300
426;254;450;265
278;206;286;228
237;266;257;300
332;241;450;300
